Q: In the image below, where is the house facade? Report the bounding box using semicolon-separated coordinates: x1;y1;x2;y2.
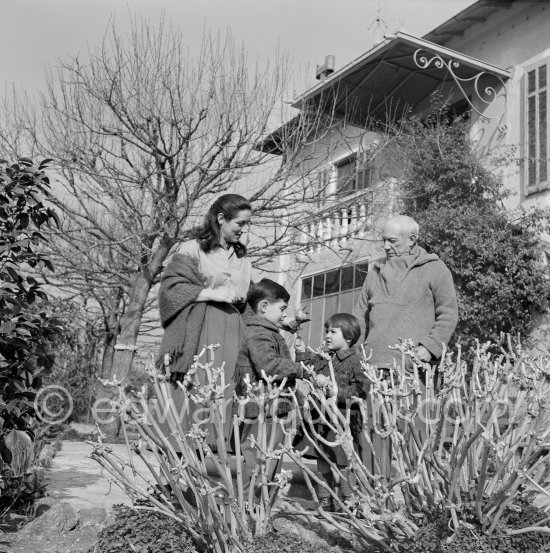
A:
267;0;549;347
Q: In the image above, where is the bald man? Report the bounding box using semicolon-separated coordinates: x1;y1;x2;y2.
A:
353;215;458;370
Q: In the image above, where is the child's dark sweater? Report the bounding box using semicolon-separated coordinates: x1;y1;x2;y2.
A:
296;348;365;408
297;348;367;465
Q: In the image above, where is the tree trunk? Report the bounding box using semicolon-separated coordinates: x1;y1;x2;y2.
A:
99;243;171;435
98;273;152;436
101;333;117;379
109;272;153;382
100;290;123;378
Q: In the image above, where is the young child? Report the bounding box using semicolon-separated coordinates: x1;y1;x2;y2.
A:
295;313;365;512
234;278;304;498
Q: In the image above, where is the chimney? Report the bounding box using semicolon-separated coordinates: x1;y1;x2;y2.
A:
316;55;335;81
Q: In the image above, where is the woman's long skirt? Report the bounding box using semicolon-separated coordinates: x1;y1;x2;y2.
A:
153;303;244;452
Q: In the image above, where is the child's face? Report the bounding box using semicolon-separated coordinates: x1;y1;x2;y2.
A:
260;299;288;327
324;326;349;352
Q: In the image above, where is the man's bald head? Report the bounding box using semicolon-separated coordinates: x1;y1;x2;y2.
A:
382;215;419;258
383;215;419;239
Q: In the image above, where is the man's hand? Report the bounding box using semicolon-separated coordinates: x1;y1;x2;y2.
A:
413;345;431;363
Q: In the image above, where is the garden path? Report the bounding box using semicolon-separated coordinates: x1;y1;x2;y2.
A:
46;441;139;511
45;440;314;512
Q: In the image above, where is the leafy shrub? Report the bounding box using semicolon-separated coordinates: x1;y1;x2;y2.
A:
0;158;61;511
245;533;336;553
93;505;341;553
93;504;198;553
398;101;550;352
396;499;550;553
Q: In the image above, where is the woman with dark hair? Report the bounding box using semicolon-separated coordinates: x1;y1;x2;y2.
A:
158;194;252;450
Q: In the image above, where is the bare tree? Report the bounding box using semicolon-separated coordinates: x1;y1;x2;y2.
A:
0;15;349;381
0;12;406;384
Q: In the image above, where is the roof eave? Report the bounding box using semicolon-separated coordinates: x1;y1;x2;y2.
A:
423;0;515;45
292;31;510;109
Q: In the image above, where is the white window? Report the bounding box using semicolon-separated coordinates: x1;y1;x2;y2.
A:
335;153;372;196
299;262;369;347
526;62;548;193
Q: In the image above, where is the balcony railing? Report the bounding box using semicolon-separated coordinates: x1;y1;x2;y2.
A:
301;194;370;253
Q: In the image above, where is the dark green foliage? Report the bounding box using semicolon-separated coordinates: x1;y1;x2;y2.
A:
396;499;550;553
93;505;341;553
245;533;336;553
0;159;62;503
399;105;550;351
93;504;198;553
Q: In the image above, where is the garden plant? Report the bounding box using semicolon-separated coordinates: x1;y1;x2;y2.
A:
0;158;61;514
91;335;550;552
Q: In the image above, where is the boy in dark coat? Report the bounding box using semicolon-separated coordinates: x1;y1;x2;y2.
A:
296;313;366;512
234;279;304;499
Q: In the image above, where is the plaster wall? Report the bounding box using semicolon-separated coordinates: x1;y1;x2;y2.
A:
271;122;399;347
294;121;379;172
440;0;550;209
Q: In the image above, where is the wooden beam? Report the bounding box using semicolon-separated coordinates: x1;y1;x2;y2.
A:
433;30;466;37
484;0;514;7
457;16;488;23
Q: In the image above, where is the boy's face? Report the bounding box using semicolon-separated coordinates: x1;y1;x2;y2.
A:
324;326;349;352
260;299;288;327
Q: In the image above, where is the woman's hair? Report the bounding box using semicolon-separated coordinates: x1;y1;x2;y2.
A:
191;194;251;258
324;313;362;346
247;278;290;313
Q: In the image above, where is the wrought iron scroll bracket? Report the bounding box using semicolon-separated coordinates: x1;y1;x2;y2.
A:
413;49;508;127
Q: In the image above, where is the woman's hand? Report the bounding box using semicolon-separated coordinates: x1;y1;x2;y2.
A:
198;287;243;304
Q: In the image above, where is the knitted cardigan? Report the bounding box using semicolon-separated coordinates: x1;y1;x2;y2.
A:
157;253;207;376
352;246;458;369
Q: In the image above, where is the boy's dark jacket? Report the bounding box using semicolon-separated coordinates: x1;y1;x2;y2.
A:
234;313;304;418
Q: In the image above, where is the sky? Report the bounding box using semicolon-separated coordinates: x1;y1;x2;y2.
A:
1;0;475;97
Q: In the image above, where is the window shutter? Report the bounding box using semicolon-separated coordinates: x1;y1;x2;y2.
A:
528;69;536;94
528;94;537;186
540;64;547;89
356;152;372;190
540;89;547;183
539;66;548;183
526;63;548;192
336;156;356;194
